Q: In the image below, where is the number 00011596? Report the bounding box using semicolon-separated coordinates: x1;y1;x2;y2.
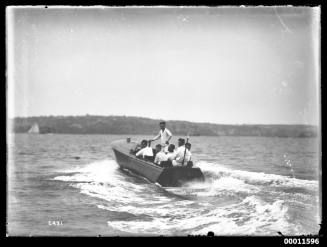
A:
283;238;319;245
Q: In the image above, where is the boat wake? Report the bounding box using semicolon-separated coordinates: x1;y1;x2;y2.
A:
53;158;319;236
164;161;318;202
197;161;318;190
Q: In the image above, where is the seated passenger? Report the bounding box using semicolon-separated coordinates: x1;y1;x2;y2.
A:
131;139;147;154
154;144;168;166
166;144;176;161
172;139;192;166
160;144;175;168
177;138;185;149
175;138;185;157
136;140;153;160
172;138;185;166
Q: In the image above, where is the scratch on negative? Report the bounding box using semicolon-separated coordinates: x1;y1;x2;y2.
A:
273;8;293;34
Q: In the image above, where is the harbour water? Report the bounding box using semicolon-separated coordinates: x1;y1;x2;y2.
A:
7;134;321;236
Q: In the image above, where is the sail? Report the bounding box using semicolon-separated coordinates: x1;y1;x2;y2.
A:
28;123;40;134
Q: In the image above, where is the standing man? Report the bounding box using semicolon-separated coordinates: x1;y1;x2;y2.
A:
151;121;173;151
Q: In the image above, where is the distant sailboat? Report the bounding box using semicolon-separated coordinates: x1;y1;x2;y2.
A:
28;123;40;134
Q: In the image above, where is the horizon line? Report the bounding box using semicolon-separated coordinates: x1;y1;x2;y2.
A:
8;114;319;127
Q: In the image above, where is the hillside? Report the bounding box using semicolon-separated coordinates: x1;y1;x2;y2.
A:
9;115;318;137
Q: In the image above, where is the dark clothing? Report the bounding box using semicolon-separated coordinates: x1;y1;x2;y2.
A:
186;160;193;168
160;160;173;168
152;148;157;157
144;155;155;162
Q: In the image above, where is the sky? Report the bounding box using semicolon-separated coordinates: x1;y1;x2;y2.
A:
7;6;320;125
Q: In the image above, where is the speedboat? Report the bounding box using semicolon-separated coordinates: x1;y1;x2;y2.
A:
111;138;204;187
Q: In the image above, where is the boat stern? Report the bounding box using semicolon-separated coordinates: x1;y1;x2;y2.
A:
157;167;204;187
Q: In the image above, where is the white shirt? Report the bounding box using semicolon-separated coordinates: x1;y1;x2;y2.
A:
136;147;153;157
154;151;168;164
174;146;192;165
163;145;169;153
175;146;186;160
153;128;172;146
166;152;176;161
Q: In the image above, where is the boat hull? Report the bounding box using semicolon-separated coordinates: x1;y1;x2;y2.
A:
113;148;163;182
111;139;204;187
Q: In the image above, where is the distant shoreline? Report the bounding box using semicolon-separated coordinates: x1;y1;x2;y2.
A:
9;114;318;127
10;133;319;139
8;115;318;138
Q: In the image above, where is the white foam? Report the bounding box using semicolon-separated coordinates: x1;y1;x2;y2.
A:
197;161;318;190
53;159;180;209
164;178;259;199
51;159;313;236
54;159;119;182
101;193;294;236
209;177;260;193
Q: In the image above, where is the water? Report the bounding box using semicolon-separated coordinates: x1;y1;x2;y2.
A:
7;134;321;236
